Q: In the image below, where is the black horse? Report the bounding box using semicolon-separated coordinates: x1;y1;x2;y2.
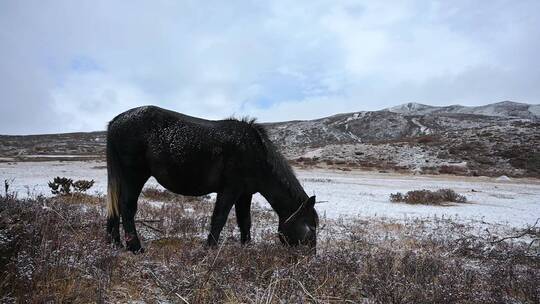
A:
106;106;318;252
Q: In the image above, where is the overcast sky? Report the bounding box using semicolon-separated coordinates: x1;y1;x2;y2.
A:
1;1;539;134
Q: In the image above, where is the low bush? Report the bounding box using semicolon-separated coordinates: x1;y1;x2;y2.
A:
390;188;467;205
47;177;94;195
48;176;73;195
439;165;468;175
73;179;95;193
416;135;438;144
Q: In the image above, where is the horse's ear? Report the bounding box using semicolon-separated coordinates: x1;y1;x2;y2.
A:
307;196;316;208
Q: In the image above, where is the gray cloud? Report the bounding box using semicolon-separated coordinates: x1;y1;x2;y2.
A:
1;0;539;134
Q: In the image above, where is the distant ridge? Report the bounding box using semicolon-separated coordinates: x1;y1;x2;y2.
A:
1;100;539;177
386;102;438;115
385;100;540;119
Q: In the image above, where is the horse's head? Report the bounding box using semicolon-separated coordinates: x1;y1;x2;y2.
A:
278;196;318;249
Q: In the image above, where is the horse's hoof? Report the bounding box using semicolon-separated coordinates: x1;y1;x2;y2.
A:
132;247;145;254
106;236;123;248
206;242;218;249
126;242;143;254
240;236;252;245
126;244;144;254
206;240;218;248
206;235;219;248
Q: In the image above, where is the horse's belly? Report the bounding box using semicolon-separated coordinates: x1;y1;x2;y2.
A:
158;177;216;196
150;159;223;196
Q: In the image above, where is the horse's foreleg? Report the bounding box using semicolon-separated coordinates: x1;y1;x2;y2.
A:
235;194;252;244
207;191;238;247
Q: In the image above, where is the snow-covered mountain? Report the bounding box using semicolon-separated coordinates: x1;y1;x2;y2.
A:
386;102;440;115
263;101;540;177
266;100;539;150
386;101;540;119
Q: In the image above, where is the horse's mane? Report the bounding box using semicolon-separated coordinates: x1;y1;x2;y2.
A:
229;117;307;203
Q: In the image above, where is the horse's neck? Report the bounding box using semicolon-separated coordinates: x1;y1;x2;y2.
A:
258;174;307;219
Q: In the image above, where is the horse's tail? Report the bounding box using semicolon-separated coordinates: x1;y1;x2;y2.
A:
106;128;121;219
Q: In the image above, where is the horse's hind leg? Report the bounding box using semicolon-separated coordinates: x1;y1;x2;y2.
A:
106;216;121;247
235;194;252;244
120;175;148;253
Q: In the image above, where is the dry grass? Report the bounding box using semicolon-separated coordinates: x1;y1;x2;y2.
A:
52;192;104;205
0;191;538;303
390;188;467;205
142;186;182;201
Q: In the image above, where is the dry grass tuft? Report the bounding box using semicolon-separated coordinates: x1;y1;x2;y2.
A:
141;186;181;201
51;192;104;205
390;188;467;205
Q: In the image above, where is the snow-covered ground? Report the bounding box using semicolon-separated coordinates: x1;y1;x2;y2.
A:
295;169;539;228
1;161;539;228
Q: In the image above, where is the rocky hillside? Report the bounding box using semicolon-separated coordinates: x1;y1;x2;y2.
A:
267;101;539;150
264;101;540;177
1;101;539;177
0;132;105;161
387;101;540;118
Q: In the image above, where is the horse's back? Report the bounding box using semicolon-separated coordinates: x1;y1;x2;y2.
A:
107;105;224;165
109;105;213;132
107;106;266;195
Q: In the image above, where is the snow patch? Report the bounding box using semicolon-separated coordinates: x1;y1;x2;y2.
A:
2;161;540;228
23;154;100;158
302;148;324;158
387;102;434;114
411;118;432;134
496;175;511;182
143;200;166;208
529;104;540;116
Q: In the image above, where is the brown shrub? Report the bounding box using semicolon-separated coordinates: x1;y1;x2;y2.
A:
47;177;95;195
390;188;467;205
439;165;468;175
416;135;438;144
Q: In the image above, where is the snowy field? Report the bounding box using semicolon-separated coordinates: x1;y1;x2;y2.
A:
1;161;539;229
